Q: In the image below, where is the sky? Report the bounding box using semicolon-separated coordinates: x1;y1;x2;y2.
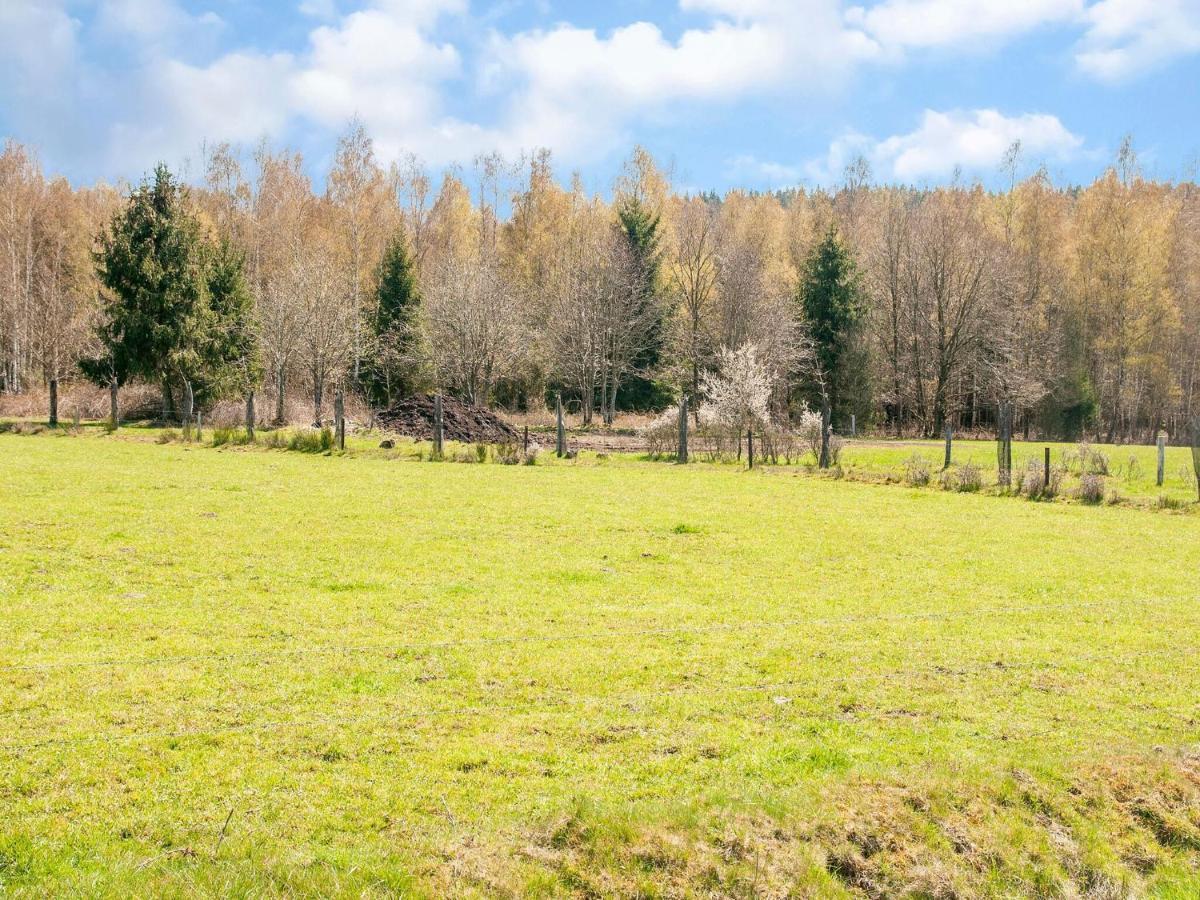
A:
2;0;1199;193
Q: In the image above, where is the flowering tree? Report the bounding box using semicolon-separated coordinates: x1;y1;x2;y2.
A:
701;343;772;433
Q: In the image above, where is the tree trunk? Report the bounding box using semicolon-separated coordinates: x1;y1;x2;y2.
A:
312;374;324;427
109;379;119;429
819;401;832;469
275;368;286;425
245;391;256;441
48;378;58;427
182;380;194;425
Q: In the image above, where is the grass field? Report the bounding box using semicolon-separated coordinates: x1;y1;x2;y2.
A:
1;428;1199;897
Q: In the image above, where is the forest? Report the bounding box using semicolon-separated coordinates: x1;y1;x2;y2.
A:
1;128;1197;443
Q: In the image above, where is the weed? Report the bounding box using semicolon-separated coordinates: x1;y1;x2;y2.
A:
903;454;932;486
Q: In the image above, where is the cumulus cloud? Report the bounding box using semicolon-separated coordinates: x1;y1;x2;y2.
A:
809;109;1083;183
846;0;1083;52
481;1;879;163
1075;0;1200;80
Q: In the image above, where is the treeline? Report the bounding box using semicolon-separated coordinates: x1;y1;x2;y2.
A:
1;130;1197;441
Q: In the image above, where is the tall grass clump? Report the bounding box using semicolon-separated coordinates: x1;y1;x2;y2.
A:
211;426;254;447
280;427;334;453
1078;473;1106;504
903;454;932;486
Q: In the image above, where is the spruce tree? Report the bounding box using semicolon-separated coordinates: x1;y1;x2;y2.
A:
614;196;669;413
363;231;421;407
797;225;868;454
82;164;260;418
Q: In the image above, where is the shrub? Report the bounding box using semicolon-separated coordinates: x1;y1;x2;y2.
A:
903;454;931;486
287;427;334;453
957;462;983;492
211;426;250;447
1078;473;1105;504
156;429;178;444
797;409;823;462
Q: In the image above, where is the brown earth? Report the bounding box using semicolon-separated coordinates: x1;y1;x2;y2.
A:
376;394;520;444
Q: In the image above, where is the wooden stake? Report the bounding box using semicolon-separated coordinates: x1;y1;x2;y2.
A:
943;422;953;470
245;391;255;442
109;378;119;430
1156;431;1166;487
747;428;754;470
678;396;689;464
49;378;58;427
334;390;345;451
555;393;565;457
1044;446;1051;489
433;394;444;458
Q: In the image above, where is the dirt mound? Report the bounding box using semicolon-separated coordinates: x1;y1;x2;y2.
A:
376;394;519;444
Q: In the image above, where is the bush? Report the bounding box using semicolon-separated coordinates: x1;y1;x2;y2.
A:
211;426;252;447
957;462;983;492
940;462;982;493
903;454;932;486
1078;472;1105;504
156;429;178;444
287;427;334;453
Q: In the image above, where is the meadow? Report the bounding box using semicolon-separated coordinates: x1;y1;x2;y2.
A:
1;427;1198;897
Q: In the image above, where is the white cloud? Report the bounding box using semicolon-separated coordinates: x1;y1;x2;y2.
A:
480;1;879;163
810;109;1083;183
726;154;803;187
1075;0;1200;80
95;0;222;45
846;0;1083;51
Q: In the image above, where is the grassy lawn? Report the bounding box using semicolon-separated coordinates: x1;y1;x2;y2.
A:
1;428;1198;897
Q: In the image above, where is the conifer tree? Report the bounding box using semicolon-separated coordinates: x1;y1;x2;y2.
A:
797;225;867;462
363;231;421;407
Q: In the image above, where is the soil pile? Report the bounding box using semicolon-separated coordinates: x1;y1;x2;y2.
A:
376;394;519;444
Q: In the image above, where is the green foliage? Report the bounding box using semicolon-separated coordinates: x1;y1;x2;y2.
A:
617;197;664;371
201;239;262;403
81;164;259;410
796;225;869;425
363;231;421;408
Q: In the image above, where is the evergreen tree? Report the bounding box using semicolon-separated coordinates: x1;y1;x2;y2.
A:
614;196;671;412
797;225;868;457
82;164;260;418
363;231;421;407
201;239;262;404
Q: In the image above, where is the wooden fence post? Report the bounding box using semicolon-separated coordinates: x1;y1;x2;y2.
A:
678;396;688;464
432;394;443;459
48;378;58;427
1044;446;1051;489
555;393;565;458
334;390;345;451
109;378;119;430
245;391;256;442
943;422;953;470
747;428;754;470
1156;431;1166;487
523;425;529;455
850;413;856;439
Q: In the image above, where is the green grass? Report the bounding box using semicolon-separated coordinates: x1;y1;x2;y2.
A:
1;429;1199;897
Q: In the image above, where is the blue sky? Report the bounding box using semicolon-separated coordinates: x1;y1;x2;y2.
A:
2;0;1198;192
